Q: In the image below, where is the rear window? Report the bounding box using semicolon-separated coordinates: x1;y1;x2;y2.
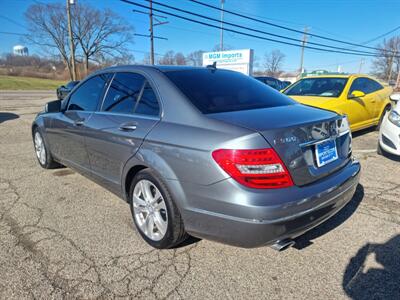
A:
164;69;294;114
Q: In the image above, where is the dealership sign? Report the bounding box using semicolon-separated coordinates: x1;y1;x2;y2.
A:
202;49;254;75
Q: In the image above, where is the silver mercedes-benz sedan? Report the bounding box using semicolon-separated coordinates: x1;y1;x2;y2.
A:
32;65;360;249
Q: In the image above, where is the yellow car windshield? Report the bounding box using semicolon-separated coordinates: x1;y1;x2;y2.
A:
285;78;348;98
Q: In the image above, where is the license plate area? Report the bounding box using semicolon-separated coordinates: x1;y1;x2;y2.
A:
315;139;338;167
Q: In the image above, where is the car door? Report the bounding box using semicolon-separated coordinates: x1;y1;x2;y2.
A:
84;72;161;189
364;78;385;120
46;74;110;172
346;77;376;128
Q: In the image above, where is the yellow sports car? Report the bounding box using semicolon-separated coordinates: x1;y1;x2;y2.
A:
282;75;392;131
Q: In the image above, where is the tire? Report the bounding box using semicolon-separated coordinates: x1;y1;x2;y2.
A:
129;169;188;249
33;128;61;169
377;142;385;155
376;105;390;131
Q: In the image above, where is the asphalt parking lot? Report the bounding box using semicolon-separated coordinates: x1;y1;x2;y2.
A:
0;91;399;299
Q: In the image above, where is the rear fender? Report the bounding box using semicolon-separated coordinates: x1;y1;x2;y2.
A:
121;146;179;202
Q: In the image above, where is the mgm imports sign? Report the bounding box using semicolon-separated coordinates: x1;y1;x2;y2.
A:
202;49;254;75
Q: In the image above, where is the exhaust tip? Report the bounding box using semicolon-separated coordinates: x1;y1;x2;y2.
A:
270;239;295;251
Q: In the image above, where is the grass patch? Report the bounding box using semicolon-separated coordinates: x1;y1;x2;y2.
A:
0;75;65;90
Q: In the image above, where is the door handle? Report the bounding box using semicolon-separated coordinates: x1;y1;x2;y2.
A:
74;119;85;126
119;124;137;131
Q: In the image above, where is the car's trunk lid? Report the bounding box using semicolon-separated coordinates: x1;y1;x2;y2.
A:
208;104;352;186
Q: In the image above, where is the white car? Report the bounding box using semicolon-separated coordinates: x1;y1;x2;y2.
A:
378;93;400;156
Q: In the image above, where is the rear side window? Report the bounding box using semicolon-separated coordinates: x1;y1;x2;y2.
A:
67;74;109;111
135;82;160;116
101;72;160;116
164;69;294;114
102;73;145;114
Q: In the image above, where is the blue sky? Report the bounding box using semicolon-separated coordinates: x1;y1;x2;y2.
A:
1;0;400;74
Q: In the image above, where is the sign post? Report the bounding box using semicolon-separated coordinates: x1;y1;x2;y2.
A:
202;49;254;75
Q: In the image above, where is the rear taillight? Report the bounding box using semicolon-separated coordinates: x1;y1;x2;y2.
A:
212;148;294;189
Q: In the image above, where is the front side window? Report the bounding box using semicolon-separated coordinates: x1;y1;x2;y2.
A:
67;74;109;111
284;77;348;98
165;69;294;114
101;72;160;116
348;78;383;95
365;78;383;93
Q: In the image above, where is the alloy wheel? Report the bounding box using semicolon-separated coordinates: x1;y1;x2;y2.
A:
34;131;46;165
132;179;168;241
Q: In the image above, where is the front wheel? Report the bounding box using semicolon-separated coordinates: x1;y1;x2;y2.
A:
376;105;390;131
33;128;61;169
129;169;188;249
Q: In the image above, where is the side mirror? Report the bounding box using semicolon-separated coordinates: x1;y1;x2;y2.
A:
389;93;400;103
45;100;62;113
349;90;365;99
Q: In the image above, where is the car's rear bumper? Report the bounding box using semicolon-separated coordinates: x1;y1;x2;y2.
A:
168;159;361;248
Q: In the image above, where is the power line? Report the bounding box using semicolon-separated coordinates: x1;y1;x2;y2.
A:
120;0;397;58
0;14;27;29
143;0;377;56
132;1;168;65
362;25;400;45
0;31;28;36
188;0;398;55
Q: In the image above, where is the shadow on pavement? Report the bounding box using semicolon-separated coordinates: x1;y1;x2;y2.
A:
352;127;376;139
294;184;364;250
379;150;400;162
0;112;19;124
343;235;400;299
176;236;202;248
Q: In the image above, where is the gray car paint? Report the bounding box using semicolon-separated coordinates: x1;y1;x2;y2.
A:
33;65;360;248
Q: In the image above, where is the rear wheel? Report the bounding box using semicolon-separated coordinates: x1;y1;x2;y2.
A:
33;128;61;169
129;169;188;249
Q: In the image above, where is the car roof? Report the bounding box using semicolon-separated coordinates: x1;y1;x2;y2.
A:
302;74;374;79
96;64;215;74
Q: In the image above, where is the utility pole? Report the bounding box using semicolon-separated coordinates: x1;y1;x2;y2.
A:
67;0;77;80
395;68;400;89
220;0;225;51
133;6;168;65
358;58;365;73
299;27;309;76
149;0;154;65
395;66;400;89
388;50;397;82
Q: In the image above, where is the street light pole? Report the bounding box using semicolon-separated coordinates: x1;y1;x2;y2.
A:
219;0;225;51
299;27;309;76
149;0;154;65
67;0;77;80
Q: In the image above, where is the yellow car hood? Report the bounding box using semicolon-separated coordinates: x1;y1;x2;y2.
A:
288;95;337;109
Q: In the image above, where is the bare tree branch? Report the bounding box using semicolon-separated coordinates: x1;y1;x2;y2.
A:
72;5;134;75
372;37;400;81
24;2;134;79
264;50;285;77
